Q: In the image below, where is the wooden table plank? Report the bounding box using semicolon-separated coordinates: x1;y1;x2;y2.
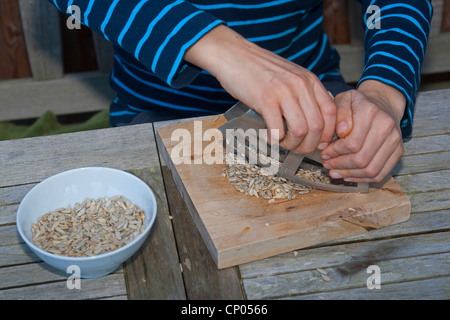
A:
0;274;127;300
239;231;450;279
123;168;186;300
283;277;450;300
153;117;244;299
246;253;449;299
0;123;185;300
395;170;450;193
160;166;244;300
402;134;450;156
240;232;450;299
0;243;40;267
392;151;450;176
0;262;123;290
410;89;450;137
0;124;156;188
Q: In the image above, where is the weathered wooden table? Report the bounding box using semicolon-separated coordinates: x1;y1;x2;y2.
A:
0;89;449;300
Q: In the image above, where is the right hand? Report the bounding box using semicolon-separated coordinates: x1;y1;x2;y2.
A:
185;25;337;154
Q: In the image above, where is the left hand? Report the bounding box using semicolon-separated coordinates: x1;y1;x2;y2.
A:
320;80;406;183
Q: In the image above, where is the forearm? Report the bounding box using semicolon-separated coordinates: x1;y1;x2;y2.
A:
187;25;338;154
358;0;432;138
48;0;223;87
185;25;244;76
184;24;286;99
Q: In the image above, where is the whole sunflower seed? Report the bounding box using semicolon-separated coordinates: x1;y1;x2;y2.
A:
32;196;145;257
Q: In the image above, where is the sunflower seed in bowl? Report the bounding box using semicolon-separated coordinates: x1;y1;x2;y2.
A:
32;195;146;257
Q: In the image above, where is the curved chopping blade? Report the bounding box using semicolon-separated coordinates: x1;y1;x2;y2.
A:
219;102;370;193
278;150;369;193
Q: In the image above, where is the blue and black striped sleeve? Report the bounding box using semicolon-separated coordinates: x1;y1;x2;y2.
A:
358;0;433;139
49;0;224;88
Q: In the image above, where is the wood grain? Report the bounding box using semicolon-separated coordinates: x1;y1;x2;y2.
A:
241;233;450;299
0;71;114;122
443;0;450;32
322;0;350;45
18;0;63;80
161;166;244;299
0;273;127;300
123;168;186;300
0;0;31;80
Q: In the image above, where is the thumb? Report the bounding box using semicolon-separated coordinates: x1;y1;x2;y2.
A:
334;90;354;138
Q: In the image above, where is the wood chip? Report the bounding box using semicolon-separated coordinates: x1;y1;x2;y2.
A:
321;274;331;282
31;196;145;257
316;267;328;275
316;268;331;281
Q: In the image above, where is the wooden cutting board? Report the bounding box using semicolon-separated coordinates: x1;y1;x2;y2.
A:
156;115;411;269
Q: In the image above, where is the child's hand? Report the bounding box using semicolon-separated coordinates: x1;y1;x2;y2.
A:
185;25;337;154
321;80;406;183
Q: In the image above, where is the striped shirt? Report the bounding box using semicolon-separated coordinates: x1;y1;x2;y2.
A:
51;0;432;139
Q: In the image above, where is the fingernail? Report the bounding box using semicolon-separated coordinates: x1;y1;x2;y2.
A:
321;154;330;160
330;171;342;179
318;142;328;150
344;178;353;182
323;162;331;170
336;121;347;135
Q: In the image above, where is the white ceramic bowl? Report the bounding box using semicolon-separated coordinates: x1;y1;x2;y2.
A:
16;167;157;278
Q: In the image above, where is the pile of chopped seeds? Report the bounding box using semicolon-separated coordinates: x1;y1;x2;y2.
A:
222;153;333;203
32;195;145;257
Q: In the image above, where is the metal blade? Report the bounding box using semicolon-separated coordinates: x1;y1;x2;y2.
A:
223;101;251;121
219;101;369;193
219;108;266;136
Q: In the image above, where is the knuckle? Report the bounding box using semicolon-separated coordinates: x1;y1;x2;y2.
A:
259;91;277;106
290;126;307;139
353;154;370;168
379;117;396;136
371;175;384;183
366;103;378;118
309;119;324;135
295;72;316;87
384;116;396;129
344;139;361;153
322;102;337;117
364;165;379;179
296;144;315;154
294;75;308;89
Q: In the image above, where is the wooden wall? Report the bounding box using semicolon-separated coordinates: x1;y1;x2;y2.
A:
0;0;31;80
1;0;449;81
0;0;98;81
1;0;448;122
